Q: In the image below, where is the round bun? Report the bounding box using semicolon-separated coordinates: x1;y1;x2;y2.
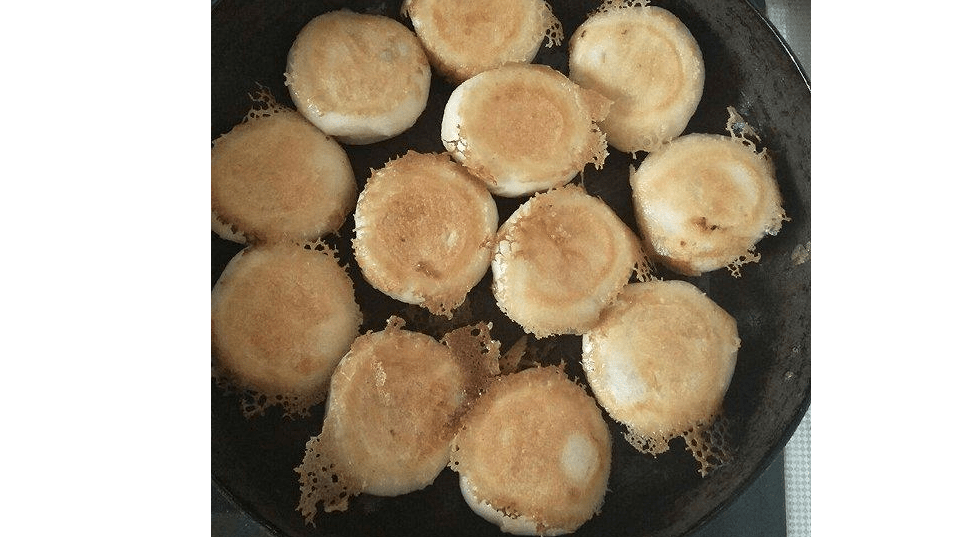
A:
441;63;610;197
296;319;473;518
285;10;431;145
582;280;739;448
211;108;357;245
492;185;640;337
569;4;704;153
451;366;611;535
402;0;563;83
630;133;785;276
353;151;498;316
211;244;362;414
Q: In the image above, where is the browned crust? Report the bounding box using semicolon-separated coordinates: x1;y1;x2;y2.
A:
582;280;739;474
285;10;429;117
296;318;502;521
403;0;563;83
492;185;639;337
451;366;611;533
568;4;704;153
352;151;497;316
443;63;610;196
210;244;362;416
630;133;785;276
211;108;356;245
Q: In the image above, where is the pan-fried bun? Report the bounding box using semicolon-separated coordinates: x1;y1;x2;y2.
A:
285;10;431;145
211;107;357;245
451;366;611;535
569;3;704;154
629;133;785;276
211;244;362;415
441;63;610;197
582;280;738;473
353;151;498;316
492;185;640;338
296;318;499;520
402;0;563;83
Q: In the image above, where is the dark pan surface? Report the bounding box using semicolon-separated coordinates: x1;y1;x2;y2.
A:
211;1;811;536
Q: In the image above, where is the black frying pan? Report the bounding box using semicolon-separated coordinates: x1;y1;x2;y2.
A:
211;1;811;535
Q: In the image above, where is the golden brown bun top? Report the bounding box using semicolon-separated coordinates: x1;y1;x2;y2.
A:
210;244;362;413
568;4;704;153
286;10;430;118
403;0;563;83
443;63;610;196
459;63;608;163
452;365;611;532
211;108;356;244
570;5;701;111
583;280;739;440
353;151;498;315
326;321;467;474
296;318;502;519
498;186;628;300
492;184;640;337
630;133;785;276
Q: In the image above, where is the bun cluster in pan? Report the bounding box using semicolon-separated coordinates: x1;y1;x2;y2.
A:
211;1;789;534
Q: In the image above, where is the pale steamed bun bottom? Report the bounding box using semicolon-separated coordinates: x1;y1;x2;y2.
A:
630;132;785;276
582;280;737;475
451;367;611;535
285;10;431;145
441;63;610;198
402;0;563;83
491;185;641;337
210;244;362;416
296;318;502;521
568;4;705;154
353;151;498;316
210;88;357;245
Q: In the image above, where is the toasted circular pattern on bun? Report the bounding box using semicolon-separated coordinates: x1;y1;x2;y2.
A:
441;63;610;197
353;151;498;316
285;10;431;144
211;107;357;245
451;366;611;535
296;318;500;520
569;4;704;154
629;133;785;276
581;280;738;461
402;0;563;83
492;185;640;337
211;244;362;415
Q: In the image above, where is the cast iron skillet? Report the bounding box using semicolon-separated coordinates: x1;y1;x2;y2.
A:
211;1;811;536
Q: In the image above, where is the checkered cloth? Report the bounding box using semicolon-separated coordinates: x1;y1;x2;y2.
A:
784;406;811;536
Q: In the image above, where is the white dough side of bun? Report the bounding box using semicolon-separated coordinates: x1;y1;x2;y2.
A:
459;475;569;536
